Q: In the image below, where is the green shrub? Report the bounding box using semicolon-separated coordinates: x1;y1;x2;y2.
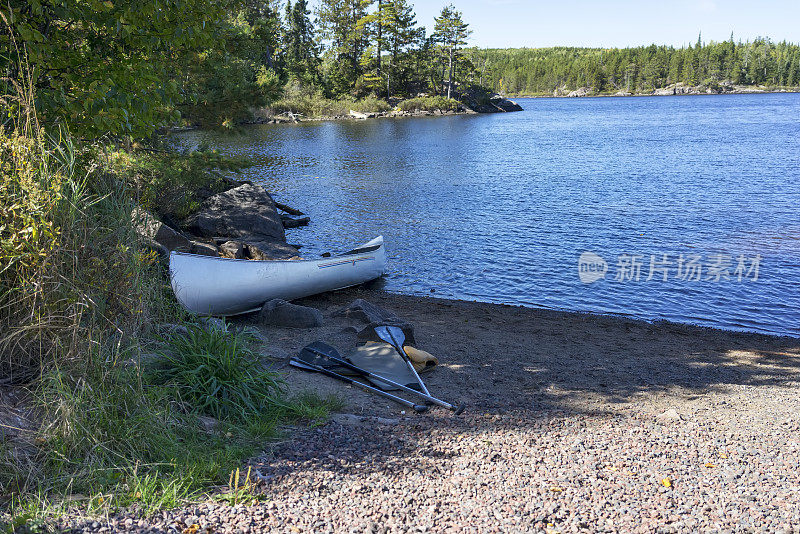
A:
0;129;171;381
270;92;390;118
147;325;285;422
397;96;460;112
109;147;249;220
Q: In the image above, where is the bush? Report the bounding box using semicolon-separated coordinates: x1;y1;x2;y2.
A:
269;87;391;118
0;129;168;381
109;146;249;221
397;96;460;112
147;325;285;422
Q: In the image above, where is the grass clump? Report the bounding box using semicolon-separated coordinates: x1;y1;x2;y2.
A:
147;325;284;422
397;96;460;112
2;325;339;525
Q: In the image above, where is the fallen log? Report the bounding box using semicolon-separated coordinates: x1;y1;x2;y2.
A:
274;201;304;216
281;215;310;228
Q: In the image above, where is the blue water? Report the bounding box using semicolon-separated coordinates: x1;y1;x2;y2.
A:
177;94;800;337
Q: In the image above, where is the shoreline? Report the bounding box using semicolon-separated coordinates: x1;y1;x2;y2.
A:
237;285;800;418
508;87;800;99
377;288;800;341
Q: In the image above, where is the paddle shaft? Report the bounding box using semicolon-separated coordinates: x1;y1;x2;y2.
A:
376;327;432;397
289;358;429;413
304;346;463;413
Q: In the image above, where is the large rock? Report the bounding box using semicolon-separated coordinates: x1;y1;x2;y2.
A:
189;241;219;256
259;299;324;328
245;241;302;261
490;96;523;112
219;240;245;259
185;183;286;244
132;207;191;252
567;87;593;97
335;298;417;345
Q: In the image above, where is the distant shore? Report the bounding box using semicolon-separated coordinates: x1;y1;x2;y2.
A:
508;83;800;99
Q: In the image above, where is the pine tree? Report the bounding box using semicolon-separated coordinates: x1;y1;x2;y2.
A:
317;0;371;96
283;0;320;84
432;5;471;99
383;0;424;97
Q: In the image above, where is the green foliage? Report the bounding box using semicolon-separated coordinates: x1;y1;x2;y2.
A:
283;0;320;86
397;96;459;112
470;38;800;95
179;11;284;128
147;325;284;422
2;327;338;520
110;147;249;221
433;5;472;99
0;0;236;138
0;128;171;381
316;0;372;96
270;91;391;117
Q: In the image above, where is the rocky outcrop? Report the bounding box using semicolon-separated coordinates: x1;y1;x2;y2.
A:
185;183;286;242
553;85;569;97
459;87;523;113
490;96;523;112
184;183;299;259
567;87;593;97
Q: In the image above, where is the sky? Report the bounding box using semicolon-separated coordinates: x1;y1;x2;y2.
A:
314;0;800;49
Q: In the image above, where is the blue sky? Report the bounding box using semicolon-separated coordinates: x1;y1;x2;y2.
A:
311;1;800;49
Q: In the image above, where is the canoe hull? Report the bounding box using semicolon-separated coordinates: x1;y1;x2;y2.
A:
169;236;386;316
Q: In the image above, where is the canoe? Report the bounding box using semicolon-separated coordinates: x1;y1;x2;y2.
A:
169;236;386;316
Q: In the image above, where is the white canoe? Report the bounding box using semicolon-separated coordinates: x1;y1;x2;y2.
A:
169;236;386;316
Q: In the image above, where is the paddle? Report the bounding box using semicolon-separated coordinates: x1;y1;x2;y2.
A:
289;352;429;414
374;325;431;397
299;342;465;415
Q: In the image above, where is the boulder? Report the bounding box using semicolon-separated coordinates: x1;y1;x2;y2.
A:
280;215;311;229
184;183;286;244
335;298;417;345
653;86;676;96
245;241;301;261
259;299;324;328
490;96;523;112
190;241;219;256
132;207;191;252
567;87;593;97
219;240;245;259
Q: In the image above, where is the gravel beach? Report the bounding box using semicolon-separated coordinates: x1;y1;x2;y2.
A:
58;288;800;533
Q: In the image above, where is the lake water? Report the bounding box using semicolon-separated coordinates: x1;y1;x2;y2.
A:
177;94;800;337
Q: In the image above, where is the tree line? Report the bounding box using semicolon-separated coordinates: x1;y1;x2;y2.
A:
468;37;800;95
1;0;475;138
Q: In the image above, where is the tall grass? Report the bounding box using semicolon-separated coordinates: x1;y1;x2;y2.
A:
0;129;168;381
0;53;339;527
147;325;285;421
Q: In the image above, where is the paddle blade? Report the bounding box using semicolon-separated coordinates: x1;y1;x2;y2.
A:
297;341;347;371
373;325;405;350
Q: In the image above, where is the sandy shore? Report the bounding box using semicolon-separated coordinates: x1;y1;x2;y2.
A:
62;287;800;532
247;287;800;424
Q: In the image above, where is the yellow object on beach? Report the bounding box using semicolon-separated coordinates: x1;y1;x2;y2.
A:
403;345;438;372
